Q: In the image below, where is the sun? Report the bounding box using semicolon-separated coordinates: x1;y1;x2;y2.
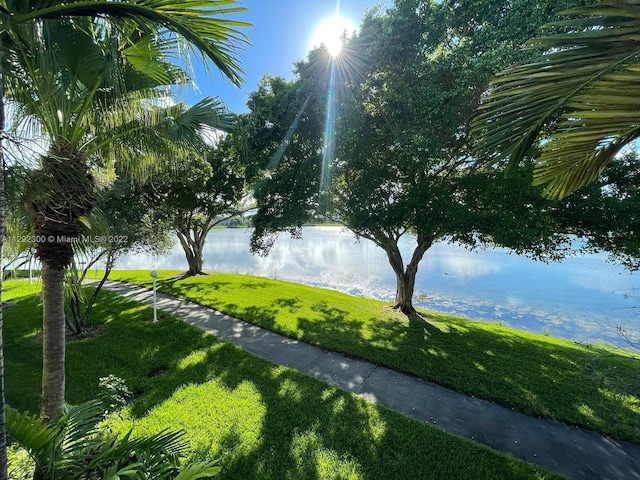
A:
311;15;355;57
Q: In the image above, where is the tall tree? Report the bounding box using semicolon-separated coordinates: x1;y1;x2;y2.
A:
144;138;252;276
2;0;248;427
7;20;242;423
470;0;640;199
0;3;247;477
249;0;589;316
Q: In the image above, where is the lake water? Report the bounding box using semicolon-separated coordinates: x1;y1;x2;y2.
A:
116;226;640;346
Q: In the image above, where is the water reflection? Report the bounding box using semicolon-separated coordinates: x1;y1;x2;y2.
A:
116;226;640;346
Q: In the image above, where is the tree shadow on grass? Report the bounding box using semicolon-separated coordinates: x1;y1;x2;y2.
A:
209;298;303;336
274;297;303;313
0;287;557;478
4;293;45;413
112;340;557;479
64;291;219;405
157;277;230;294
289;300;640;444
45;284;640;449
153;275;272;295
90;283;640;443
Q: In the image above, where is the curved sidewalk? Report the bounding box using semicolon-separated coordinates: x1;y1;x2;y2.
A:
95;280;640;480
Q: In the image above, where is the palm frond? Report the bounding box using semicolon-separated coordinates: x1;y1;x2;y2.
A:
5;14;227;183
5;407;57;462
92;96;230;167
11;0;251;86
123;32;191;87
173;96;233;136
472;0;640;199
175;462;222;480
8;399;221;478
52;400;105;473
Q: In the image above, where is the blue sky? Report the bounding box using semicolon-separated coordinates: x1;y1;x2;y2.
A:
181;0;392;114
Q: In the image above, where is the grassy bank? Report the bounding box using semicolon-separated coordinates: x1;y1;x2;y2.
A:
107;269;640;444
3;280;560;479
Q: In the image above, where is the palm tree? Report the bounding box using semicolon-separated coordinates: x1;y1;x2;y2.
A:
0;2;248;478
471;0;640;199
8;18;238;419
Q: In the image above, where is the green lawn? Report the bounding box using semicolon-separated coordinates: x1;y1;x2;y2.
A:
4;280;560;479
107;269;640;444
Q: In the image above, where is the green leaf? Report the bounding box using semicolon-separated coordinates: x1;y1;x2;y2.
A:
6;407;58;463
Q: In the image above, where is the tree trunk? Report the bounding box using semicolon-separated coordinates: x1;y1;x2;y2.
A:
383;234;433;317
0;43;8;480
40;263;66;421
175;227;208;276
28;154;93;421
79;251;115;329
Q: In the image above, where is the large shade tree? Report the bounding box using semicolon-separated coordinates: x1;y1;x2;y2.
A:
470;0;640;199
248;0;592;316
143;136;253;276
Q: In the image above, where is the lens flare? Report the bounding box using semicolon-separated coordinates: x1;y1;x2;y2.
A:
320;60;338;209
311;15;355;57
267;94;312;171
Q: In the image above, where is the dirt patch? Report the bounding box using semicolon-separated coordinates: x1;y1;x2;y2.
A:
34;324;107;344
125;391;146;404
66;324;106;342
148;366;169;378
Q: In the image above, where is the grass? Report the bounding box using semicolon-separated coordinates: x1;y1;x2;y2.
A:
3;280;561;480
107;269;640;444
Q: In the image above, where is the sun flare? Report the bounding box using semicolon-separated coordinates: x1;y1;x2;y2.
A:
311;15;355;57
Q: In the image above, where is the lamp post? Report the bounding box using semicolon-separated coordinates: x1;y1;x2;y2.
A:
150;270;158;323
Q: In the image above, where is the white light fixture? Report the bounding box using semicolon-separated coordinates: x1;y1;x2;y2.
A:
150;270;158;323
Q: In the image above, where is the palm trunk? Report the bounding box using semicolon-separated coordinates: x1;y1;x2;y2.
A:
384;234;433;317
29;154;93;421
0;43;8;480
40;263;66;421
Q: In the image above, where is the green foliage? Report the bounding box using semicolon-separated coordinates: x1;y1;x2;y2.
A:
142;141;253;274
98;375;132;414
559;152;640;270
237;76;325;252
1;0;249;475
6;18;236;183
146;143;249;230
326;0;590;246
64;177;173;334
64;261;90;335
7;445;33;480
6;399;221;479
3;0;251;87
238;0;609;313
2;165;33;274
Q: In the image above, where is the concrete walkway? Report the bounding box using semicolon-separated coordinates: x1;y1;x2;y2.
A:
94;280;640;480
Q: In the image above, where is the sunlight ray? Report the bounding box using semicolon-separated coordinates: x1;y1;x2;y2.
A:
320;59;338;210
267;94;312;171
